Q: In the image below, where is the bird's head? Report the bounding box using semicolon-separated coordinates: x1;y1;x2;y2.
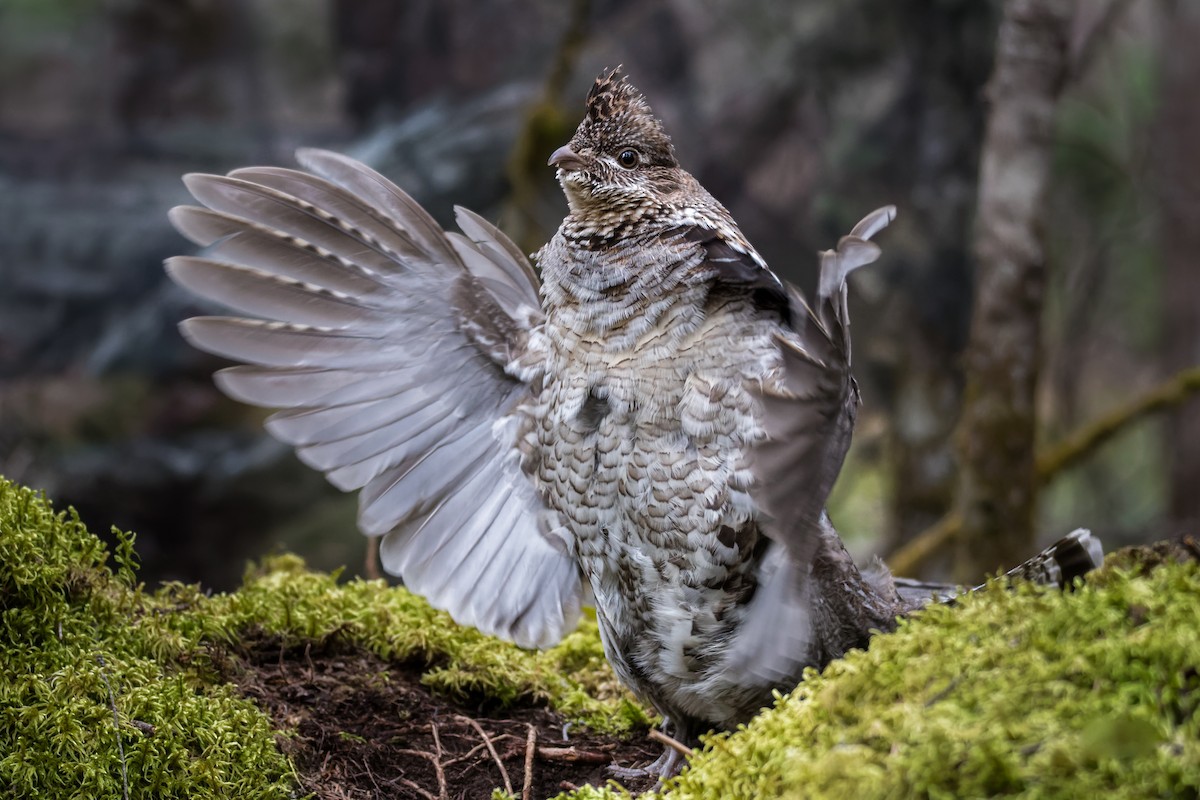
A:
549;69;685;228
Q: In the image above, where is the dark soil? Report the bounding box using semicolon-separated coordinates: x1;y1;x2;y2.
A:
216;639;661;800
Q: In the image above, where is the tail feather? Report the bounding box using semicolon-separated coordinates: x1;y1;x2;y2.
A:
888;528;1104;613
1004;528;1104;588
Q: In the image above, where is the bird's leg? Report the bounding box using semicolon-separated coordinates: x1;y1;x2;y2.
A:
608;718;694;782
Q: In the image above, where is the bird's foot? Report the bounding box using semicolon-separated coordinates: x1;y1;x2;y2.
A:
608;743;687;784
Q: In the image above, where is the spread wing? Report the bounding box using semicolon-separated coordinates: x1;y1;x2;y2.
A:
717;206;897;682
165;148;583;649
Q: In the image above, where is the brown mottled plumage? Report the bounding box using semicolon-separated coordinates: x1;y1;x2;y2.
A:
166;70;1103;778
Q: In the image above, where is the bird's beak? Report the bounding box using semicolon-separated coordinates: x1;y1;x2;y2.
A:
548;145;588;172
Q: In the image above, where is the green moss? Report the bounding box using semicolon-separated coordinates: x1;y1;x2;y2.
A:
560;559;1200;800
196;555;649;734
0;478;295;799
12;471;1195;799
0;475;648;798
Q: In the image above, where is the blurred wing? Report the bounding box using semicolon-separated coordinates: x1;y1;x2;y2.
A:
165;148;582;649
754;205;896;557
724;206;897;682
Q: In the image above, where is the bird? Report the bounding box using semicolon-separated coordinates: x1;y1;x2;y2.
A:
165;69;1104;778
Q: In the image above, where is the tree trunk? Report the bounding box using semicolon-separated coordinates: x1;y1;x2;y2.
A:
877;1;995;558
954;0;1074;581
1157;0;1200;540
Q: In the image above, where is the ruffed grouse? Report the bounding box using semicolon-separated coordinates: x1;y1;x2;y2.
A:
166;70;1103;777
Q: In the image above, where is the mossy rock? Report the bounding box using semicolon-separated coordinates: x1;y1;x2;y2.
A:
3;474;1199;799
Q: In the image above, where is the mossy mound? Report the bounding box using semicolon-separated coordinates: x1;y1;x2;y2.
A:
0;476;647;799
563;548;1200;800
6;473;1199;799
197;555;648;734
0;478;295;798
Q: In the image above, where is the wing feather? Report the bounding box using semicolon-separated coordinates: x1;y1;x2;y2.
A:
167;149;580;649
169;206;392;297
452;206;541;305
725;207;896;683
166;257;392;328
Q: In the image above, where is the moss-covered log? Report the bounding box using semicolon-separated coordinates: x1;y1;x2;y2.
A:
3;475;1198;799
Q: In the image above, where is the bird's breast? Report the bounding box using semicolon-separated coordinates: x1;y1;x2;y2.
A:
524;300;781;687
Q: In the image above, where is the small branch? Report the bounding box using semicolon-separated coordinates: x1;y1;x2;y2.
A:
648;728;693;758
364;536;381;581
890;366;1200;575
886;512;962;577
536;746;610;764
442;741;489;767
923;676;964;708
1036;366;1200;482
96;656;130;800
364;760;383;797
521;724;537;800
130;720;155;736
303;642;315;680
455;715;512;796
391;776;437;800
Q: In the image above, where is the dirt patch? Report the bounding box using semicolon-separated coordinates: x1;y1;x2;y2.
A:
216;639;661;799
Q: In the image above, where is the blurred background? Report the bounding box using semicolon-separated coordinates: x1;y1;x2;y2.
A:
1;0;1196;590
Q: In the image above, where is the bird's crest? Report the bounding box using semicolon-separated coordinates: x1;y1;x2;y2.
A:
575;68;676;170
586;67;653;122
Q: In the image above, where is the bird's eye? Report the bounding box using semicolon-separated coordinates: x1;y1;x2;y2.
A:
617;149;640;169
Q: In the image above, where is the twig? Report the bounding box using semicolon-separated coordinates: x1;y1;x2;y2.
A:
430;723;449;800
364;759;383;797
441;733;525;767
923;676;963;708
536;746;610;764
131;720;156;736
648;728;693;757
303;642;316;680
96;656;130;800
521;724;537;800
455;715;512;796
886;512;962;577
1036;366;1200;481
394;748;439;760
888;366;1200;576
365;536;381;580
392;776;437;800
441;741;489;767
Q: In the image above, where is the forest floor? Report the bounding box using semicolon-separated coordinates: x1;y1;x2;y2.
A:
216;640;661;799
213;537;1200;800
